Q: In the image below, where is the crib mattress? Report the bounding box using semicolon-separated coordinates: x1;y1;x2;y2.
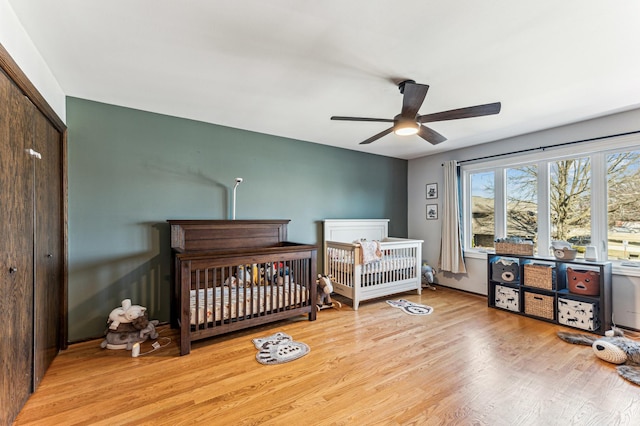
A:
190;284;308;325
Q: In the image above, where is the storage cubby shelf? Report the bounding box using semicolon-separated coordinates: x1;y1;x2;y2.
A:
488;254;612;334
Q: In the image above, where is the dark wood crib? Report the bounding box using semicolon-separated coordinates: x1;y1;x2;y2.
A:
168;220;317;355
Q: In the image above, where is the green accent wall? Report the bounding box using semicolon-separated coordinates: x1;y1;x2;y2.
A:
66;97;407;341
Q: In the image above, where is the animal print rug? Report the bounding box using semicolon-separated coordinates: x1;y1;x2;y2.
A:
252;332;310;365
386;299;433;316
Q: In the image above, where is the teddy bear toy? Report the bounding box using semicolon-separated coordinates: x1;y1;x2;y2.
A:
316;274;342;311
107;298;147;330
558;329;640;386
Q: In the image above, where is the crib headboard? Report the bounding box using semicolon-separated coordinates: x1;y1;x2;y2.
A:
168;219;290;252
322;219;390;245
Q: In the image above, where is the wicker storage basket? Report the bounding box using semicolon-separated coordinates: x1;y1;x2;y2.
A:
524;291;555;320
524;263;556;290
495;242;534;256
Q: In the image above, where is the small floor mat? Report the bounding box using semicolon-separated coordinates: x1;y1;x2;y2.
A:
252;332;310;365
386;299;433;315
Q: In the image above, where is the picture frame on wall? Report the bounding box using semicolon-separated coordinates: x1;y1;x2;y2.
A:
426;183;438;199
426;204;438;220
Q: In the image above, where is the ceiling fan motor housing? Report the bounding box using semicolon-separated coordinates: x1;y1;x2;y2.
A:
398;79;416;94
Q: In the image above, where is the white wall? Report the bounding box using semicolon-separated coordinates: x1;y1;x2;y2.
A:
408;107;640;329
0;0;65;122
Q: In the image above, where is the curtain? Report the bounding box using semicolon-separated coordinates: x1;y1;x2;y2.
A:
439;160;467;273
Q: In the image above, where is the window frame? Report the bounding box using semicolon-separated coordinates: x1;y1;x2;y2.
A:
461;133;640;275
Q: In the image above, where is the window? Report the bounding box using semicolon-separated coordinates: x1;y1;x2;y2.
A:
550;157;591;258
469;171;494;249
506;166;538;245
461;133;640;266
607;150;640;260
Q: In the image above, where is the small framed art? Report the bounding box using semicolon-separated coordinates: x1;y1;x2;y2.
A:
426;183;438;199
426;204;438;220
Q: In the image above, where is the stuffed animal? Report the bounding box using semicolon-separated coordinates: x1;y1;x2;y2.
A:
236;265;251;286
224;276;238;287
316;274;341;311
130;315;159;340
101;330;145;350
421;262;436;290
558;329;640;386
107;299;147;330
252;264;259;285
100;321;159;351
102;314;159;350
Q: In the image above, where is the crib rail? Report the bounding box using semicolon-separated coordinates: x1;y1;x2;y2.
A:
175;245;317;355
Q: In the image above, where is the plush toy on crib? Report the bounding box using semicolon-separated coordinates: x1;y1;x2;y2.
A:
421;262;437;290
316;274;342;311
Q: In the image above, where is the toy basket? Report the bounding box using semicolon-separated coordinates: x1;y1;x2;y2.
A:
567;267;600;296
524;291;554;320
524;263;556;290
495;242;534;256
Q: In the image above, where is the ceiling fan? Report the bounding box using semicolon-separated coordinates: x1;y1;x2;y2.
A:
331;80;501;145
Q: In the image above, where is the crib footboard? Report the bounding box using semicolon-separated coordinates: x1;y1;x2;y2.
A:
174;245;317;355
325;238;423;309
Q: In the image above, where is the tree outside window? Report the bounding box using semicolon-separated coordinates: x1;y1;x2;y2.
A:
506;166;538;250
607;151;640;260
550;158;591;258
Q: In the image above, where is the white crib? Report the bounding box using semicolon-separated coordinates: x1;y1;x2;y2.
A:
323;219;423;310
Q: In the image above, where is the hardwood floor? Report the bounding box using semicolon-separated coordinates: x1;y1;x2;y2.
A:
15;287;640;425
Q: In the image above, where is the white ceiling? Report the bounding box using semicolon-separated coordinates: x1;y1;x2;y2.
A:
9;0;640;159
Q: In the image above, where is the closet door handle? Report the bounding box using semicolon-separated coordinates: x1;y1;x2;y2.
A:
47;254;53;258
9;266;17;274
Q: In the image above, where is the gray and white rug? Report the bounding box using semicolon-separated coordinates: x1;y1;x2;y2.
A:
252;332;310;365
386;299;434;316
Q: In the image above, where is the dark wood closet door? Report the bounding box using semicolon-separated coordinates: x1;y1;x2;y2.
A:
33;105;63;389
0;69;35;425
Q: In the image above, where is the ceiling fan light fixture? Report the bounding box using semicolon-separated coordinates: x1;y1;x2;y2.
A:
394;121;419;136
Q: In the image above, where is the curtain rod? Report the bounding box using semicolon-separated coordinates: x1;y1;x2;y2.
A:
443;129;640;166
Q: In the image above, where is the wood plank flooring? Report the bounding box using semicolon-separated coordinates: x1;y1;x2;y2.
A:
15;287;640;425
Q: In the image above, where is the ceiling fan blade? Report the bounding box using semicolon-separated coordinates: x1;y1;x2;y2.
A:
331;116;394;123
418;125;447;145
359;127;394;145
418;102;501;123
401;82;429;119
